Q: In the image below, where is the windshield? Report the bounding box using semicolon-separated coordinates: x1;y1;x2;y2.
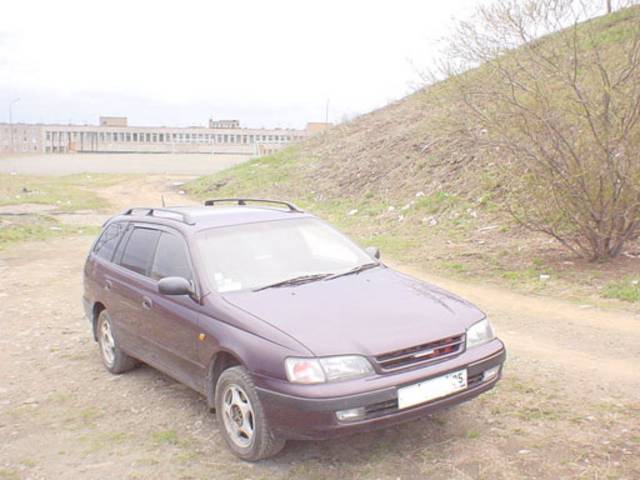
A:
196;217;375;292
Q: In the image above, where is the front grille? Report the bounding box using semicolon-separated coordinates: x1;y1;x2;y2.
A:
364;399;397;419
374;335;465;372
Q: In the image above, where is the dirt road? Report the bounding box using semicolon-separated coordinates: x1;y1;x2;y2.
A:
0;176;638;480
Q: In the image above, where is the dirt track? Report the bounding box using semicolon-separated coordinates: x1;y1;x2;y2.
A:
0;176;638;480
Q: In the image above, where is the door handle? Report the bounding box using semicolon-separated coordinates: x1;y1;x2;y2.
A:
104;279;113;291
142;296;153;310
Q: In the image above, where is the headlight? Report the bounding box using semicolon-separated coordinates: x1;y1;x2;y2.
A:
466;318;495;349
285;355;374;384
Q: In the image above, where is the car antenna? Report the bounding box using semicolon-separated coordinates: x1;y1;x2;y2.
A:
161;195;166;207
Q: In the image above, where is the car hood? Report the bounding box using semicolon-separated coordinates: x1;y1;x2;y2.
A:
221;267;485;357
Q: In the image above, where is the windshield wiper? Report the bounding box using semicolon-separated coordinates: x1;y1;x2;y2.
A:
324;263;380;281
254;273;332;291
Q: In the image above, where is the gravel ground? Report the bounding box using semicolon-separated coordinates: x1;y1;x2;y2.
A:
0;176;638;480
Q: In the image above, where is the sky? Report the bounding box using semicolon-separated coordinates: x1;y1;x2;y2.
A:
0;0;489;129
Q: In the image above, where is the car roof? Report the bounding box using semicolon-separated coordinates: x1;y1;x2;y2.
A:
108;203;313;232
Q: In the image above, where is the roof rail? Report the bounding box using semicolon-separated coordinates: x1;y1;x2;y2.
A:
203;198;303;212
122;207;195;225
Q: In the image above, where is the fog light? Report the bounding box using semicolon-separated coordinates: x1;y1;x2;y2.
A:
336;407;366;422
483;365;500;381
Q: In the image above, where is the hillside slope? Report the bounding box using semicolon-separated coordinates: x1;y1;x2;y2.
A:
187;6;640;309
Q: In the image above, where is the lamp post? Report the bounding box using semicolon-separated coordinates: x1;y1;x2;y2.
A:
9;97;20;152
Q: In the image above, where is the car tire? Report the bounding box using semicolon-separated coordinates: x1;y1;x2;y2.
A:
215;366;285;461
96;310;137;374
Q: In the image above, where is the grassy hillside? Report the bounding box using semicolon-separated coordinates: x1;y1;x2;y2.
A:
187;6;640;308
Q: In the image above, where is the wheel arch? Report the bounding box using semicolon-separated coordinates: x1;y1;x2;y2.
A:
205;350;244;409
92;302;106;341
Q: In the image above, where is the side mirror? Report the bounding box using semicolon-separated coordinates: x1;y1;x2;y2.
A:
158;276;193;296
365;246;381;260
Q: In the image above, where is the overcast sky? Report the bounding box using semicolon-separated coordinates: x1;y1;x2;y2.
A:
0;0;489;129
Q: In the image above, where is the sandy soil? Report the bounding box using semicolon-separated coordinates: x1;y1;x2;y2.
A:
0;176;638;480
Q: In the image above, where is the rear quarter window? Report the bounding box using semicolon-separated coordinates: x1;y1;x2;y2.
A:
119;227;161;276
94;222;126;261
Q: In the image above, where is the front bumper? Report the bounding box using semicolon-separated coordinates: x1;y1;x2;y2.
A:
255;339;506;440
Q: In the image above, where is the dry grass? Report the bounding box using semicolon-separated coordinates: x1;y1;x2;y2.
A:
186;7;640;308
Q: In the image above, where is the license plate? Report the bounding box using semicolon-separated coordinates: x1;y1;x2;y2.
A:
397;369;467;409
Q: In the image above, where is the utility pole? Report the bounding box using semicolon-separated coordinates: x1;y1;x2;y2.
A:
9;97;20;152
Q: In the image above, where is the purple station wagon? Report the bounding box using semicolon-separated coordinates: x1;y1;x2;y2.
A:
83;198;506;460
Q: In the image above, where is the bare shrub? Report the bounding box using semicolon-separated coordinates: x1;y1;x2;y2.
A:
437;0;640;260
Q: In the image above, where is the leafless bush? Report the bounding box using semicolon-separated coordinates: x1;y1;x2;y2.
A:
437;0;640;260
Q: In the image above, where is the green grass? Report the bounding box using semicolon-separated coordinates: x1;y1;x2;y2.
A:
0;468;19;480
0;173;114;250
0;215;99;250
414;191;462;214
602;277;640;303
0;173;130;212
152;430;179;445
187;148;301;200
440;261;466;273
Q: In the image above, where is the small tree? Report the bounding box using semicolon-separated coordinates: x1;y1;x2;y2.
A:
439;0;640;261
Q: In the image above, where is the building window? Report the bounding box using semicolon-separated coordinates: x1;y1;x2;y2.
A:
159;134;164;142
133;133;138;142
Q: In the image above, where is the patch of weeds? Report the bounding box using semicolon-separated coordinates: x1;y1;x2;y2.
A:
48;392;72;404
152;429;179;445
466;430;480;439
602;277;640;303
515;407;563;422
0;173;127;212
500;268;541;286
77;406;103;424
508;381;540;395
84;431;131;454
0;468;19;480
185;147;301;199
0;215;99;250
440;261;466;273
414;191;460;214
531;257;545;268
60;352;90;361
593;401;629;414
360;233;420;258
133;457;160;467
176;449;201;464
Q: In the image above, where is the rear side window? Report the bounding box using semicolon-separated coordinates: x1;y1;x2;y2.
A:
119;228;161;276
94;223;125;261
151;233;193;282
